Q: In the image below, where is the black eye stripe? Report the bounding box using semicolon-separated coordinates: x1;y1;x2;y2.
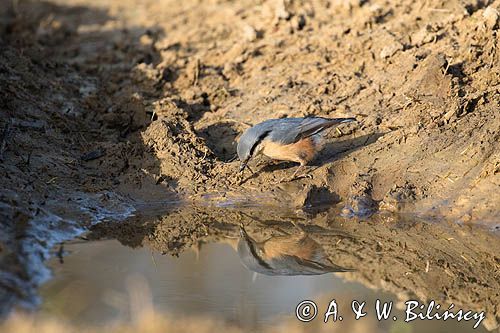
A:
248;130;271;157
247;241;273;270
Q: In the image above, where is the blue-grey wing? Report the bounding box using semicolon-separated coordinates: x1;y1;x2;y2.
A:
268;117;336;145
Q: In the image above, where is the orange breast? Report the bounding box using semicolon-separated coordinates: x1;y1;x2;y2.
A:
263;235;320;260
261;137;317;165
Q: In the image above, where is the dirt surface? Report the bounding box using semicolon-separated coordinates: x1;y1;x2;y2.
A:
0;0;499;325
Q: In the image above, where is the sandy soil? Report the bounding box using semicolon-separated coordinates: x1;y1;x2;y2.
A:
0;0;499;326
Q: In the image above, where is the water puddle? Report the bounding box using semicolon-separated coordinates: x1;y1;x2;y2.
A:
40;239;489;332
1;199;498;331
33;204;499;332
0;190;136;316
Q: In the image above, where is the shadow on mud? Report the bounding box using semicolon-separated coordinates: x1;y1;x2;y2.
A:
319;132;385;164
197;121;242;162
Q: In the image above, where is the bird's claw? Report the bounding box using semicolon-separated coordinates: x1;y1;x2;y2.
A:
275;173;312;184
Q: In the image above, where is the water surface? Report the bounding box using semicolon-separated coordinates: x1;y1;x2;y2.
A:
40;236;490;332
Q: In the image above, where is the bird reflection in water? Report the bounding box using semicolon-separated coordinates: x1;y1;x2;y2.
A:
237;224;354;276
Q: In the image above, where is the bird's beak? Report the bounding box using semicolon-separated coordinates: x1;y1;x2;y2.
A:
239;161;248;173
340;117;357;123
239;224;248;238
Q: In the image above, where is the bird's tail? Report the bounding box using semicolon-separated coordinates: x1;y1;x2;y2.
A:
297;117;357;140
325;117;356;125
330;266;356;272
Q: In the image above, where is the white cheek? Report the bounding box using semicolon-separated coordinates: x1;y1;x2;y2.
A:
254;142;265;155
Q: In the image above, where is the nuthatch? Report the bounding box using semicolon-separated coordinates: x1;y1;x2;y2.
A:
237;116;356;180
237;225;354;276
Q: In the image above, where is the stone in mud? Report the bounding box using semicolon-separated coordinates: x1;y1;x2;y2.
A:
274;0;290;20
186;58;201;85
411;25;437;47
482;6;499;29
343;194;378;217
380;41;403;59
242;24;258;42
221;43;248;65
139;33;154;46
291;14;306;31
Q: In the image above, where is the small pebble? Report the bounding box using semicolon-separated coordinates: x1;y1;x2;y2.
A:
291;14;306;30
482;6;499;29
380;41;403;59
243;24;258;42
275;0;290;20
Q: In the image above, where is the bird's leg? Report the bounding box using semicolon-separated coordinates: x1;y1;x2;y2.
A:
238;165;256;185
276;164;302;183
246;165;255;175
293;162;314;180
290;164;305;180
277;163;313;183
289;220;306;234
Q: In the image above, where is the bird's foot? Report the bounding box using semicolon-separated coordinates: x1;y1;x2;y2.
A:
295;173;313;180
275;171;312;184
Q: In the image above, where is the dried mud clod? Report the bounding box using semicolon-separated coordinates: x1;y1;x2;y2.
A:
141;114;215;191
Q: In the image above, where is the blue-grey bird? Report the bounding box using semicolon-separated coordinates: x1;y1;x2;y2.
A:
237;225;354;276
237;116;356;179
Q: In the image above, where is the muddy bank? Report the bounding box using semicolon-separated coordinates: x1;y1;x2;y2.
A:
113;0;500;225
1;0;498;220
0;0;499;323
